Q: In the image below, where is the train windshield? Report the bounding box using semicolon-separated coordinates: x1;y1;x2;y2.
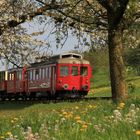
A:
60;66;68;76
72;66;78;76
80;66;88;76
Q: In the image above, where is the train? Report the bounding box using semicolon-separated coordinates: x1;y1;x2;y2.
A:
0;53;92;100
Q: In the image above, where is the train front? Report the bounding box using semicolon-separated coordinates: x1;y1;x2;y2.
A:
56;53;92;98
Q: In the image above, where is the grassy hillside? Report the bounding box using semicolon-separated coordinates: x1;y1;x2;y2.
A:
89;69;111;97
0;100;140;139
0;70;140;140
89;70;140;98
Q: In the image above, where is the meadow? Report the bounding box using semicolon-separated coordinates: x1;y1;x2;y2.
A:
0;70;140;140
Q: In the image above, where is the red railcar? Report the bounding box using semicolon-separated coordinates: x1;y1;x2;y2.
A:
6;68;26;96
0;53;92;99
0;71;7;94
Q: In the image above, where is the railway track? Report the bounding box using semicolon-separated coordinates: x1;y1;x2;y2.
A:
0;96;112;104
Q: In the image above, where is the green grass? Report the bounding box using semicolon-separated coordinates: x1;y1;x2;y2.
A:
91;69;110;89
89;70;140;98
88;69;111;97
0;70;140;140
126;74;140;98
0;100;140;140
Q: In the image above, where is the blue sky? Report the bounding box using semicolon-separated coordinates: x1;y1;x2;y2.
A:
23;20;89;55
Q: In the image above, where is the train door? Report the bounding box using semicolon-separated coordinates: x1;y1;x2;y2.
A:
7;71;16;93
80;65;89;92
51;66;56;95
70;65;80;90
16;70;22;93
0;71;7;93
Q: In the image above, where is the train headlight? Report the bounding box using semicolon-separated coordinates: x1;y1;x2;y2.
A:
63;84;69;89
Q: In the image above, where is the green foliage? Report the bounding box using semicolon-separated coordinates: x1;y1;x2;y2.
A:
128;82;136;94
83;47;109;72
91;70;110;88
124;44;140;75
83;47;111;97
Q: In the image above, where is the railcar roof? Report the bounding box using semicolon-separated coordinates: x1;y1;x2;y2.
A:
0;68;23;72
57;58;90;64
51;53;83;60
29;53;84;67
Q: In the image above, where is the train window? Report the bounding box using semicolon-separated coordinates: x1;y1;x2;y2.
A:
80;66;88;76
29;70;32;80
0;73;1;82
18;71;22;80
72;66;78;76
49;67;51;78
16;72;18;80
33;70;35;80
60;66;68;76
39;69;42;78
0;72;5;82
46;67;48;77
73;54;82;59
9;73;14;80
35;69;39;80
62;54;71;58
0;73;1;81
42;68;45;79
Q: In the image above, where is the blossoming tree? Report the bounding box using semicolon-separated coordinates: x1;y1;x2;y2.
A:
0;0;139;100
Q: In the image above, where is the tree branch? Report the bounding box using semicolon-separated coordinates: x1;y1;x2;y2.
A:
0;3;69;36
96;0;112;11
35;0;46;5
109;0;129;29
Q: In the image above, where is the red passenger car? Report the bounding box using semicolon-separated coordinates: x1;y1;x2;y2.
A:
6;68;26;96
0;71;7;96
25;53;92;98
0;53;92;99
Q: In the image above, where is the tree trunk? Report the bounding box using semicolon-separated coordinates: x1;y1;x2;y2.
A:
108;28;128;101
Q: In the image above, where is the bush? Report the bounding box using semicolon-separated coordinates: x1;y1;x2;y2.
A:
124;44;140;75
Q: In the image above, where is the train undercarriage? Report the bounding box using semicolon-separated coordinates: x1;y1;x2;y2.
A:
0;90;88;101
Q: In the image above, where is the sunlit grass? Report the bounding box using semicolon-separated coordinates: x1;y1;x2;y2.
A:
0;70;140;139
90;70;140;97
0;100;140;140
